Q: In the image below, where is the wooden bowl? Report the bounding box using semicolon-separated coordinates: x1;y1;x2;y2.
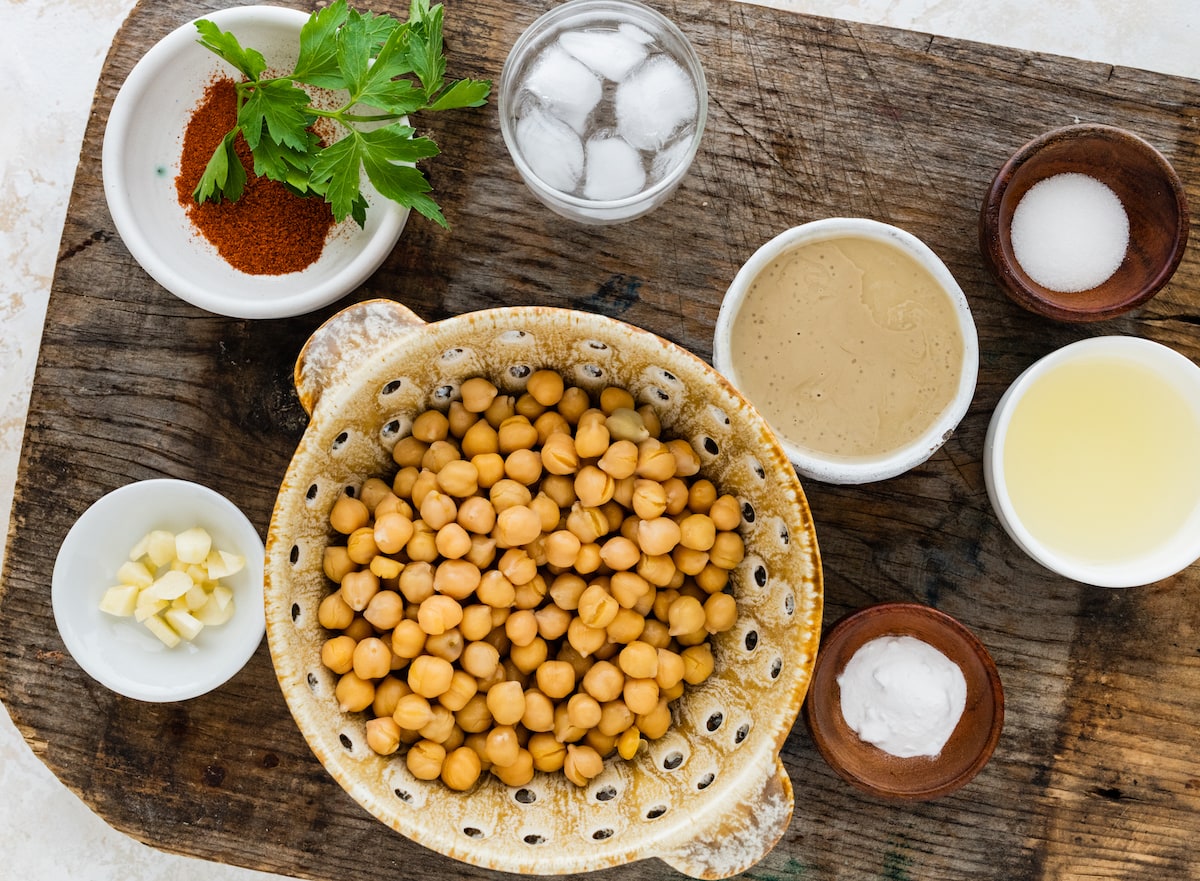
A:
979;124;1188;322
264;300;823;877
803;603;1002;800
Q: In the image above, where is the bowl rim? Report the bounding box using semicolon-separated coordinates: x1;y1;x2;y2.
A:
803;602;1004;800
982;335;1200;587
51;478;266;702
101;4;408;319
712;217;980;485
978;123;1190;323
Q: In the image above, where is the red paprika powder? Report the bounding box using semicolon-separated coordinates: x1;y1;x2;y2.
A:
176;78;334;276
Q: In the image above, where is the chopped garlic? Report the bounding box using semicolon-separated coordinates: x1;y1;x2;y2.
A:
98;526;242;647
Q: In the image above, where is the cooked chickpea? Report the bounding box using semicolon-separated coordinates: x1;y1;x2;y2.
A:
566;617;607;657
563;744;604;787
577;583;619;628
631;479;668;520
679;513;716;551
318;591;355;630
525;368;565;406
405;523;439;563
393;692;434;730
340;569;380;612
461;419;499;459
437;669;478;712
459;604;495;642
623;677;660;715
637;516;682;556
455;693;494;733
369;555;403;582
696;563;731;594
407;739;446;780
567;692;603;729
599;386;635;414
528;731;567;772
321;635;356;674
483;724;521;767
574;465;615;508
322;546;356;584
598;440;639;479
667;594;706;637
425;628;464;664
504;448;542;485
599;535;640;571
345;527;379;565
618;640;659;679
495;505;542;547
540;432;579;475
335;671;375;713
535;659;576;700
497;415;538;454
486;680;526;726
373;675;410;718
434;523;472;560
418;595;463;635
352;636;392;680
392;436;429;469
637;698;672;740
460;377;498;413
330;493;370;535
681;643;715;684
408;654;455;698
391;619;427;659
490;747;535;786
419;704;457;743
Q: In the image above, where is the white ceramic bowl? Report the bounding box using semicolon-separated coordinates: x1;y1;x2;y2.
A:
984;336;1200;588
713;218;979;484
102;5;408;319
52;479;265;701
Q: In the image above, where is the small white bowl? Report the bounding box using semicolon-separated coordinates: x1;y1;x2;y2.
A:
52;479;265;702
102;5;408;319
984;336;1200;587
713;218;979;484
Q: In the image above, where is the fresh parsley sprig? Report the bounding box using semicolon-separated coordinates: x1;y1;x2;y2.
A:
192;0;491;228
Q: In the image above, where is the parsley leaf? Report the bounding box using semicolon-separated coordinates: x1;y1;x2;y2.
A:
192;1;490;229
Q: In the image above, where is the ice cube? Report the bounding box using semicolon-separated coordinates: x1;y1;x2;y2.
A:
618;22;656;44
615;55;698;152
649;132;694;182
515;106;586;193
583;136;646;201
560;28;650;82
522;44;603;134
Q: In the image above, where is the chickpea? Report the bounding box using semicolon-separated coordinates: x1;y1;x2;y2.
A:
435;459;479;498
656;649;685;689
497;416;538;454
666;438;701;477
540;474;577;508
412;409;450;443
418;490;456;531
460;377;498;413
407;739;446;780
502;608;537;647
357;716;399;756
522;368;563;407
599;535;640;571
482;394;516;429
535;659;576;699
459;604;495;641
597;700;634;737
618;640;659;679
616;725;642;760
663;477;690;516
598;440;639;479
373;675;411;718
637;698;673;740
486;680;526;726
340;569;380;612
577;583;619;628
471;452;506;489
465;533;498;570
455;693;494;733
565;504;607;544
672;544;709;577
418;595;463;635
528;731;567;772
447;400;476;439
637;553;676;588
352;636;393;680
321;635;356;674
567;692;603;729
514;393;546;421
553;703;588;744
635;439;677;482
345;527;379;566
322;546;356;584
637;517;682;556
563;744;605;787
361;590;402;631
461;419;500;458
369;555;403;582
330;493;370;535
398;561;435;603
682;643;715;684
631;479;668;520
420;704;457;743
540;432;579;475
574;543;603;575
556;386;590;423
667;594;706;637
391;466;420;499
534;604;572;641
498;548;538;586
679;513;717;551
574;465;615;508
392;436;430;469
606;607;645;643
623;677;660;715
585;729;617;757
567;617;607;657
476;569;516;608
599;386;635;414
405;522;439;563
391;619;427;659
335;671;375;713
709;531;746;570
490;747;535;787
430;523;469;560
495;505;542;547
485;725;521;767
393;692;434;730
425;628;465;664
510;635;549;674
318;591;355;630
520;688;555;732
544;529;582;568
696;563;731;594
408;654;455;698
343;616;374;643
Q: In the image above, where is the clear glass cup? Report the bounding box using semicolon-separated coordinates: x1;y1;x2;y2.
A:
498;0;708;225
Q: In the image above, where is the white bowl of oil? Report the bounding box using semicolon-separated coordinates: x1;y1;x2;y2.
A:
984;336;1200;587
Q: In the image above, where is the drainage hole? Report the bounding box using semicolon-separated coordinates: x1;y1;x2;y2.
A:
696;772;715;790
595;785;617;802
706;712;723;732
515;788;537;804
662;751;683;770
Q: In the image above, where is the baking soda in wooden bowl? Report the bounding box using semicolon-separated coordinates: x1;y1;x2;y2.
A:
1009;172;1130;292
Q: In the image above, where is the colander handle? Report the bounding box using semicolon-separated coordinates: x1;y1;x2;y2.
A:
659;757;794;880
293;299;428;417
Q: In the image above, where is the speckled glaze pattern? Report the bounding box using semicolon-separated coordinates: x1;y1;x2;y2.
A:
263;301;823;877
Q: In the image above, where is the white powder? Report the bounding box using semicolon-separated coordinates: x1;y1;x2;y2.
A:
837;635;967;759
1009;172;1129;293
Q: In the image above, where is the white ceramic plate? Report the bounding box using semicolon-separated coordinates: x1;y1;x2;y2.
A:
52;479;266;701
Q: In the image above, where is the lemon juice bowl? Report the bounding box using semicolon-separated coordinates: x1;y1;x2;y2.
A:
984;336;1200;588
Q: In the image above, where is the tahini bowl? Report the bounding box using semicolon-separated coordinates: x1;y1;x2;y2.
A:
804;602;1003;801
979;123;1188;322
264;300;823;877
102;5;408;319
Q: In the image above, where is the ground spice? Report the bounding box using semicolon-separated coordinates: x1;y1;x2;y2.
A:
175;78;335;276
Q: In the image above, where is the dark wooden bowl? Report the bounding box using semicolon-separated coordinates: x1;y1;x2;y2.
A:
803;603;1004;801
979;124;1189;322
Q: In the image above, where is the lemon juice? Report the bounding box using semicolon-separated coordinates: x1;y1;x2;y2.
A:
1002;353;1200;567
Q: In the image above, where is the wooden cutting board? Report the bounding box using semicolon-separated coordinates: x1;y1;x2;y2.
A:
4;0;1200;878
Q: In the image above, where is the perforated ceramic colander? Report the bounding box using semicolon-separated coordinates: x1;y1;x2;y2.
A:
264;301;822;878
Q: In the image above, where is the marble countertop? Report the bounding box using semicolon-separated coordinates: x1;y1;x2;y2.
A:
1;1;1196;879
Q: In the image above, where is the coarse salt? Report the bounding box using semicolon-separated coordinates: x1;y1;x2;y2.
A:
1009;172;1129;293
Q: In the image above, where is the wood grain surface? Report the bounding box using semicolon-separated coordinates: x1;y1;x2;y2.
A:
4;0;1200;878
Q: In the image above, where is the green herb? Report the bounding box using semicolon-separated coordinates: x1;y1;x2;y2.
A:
192;0;491;228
